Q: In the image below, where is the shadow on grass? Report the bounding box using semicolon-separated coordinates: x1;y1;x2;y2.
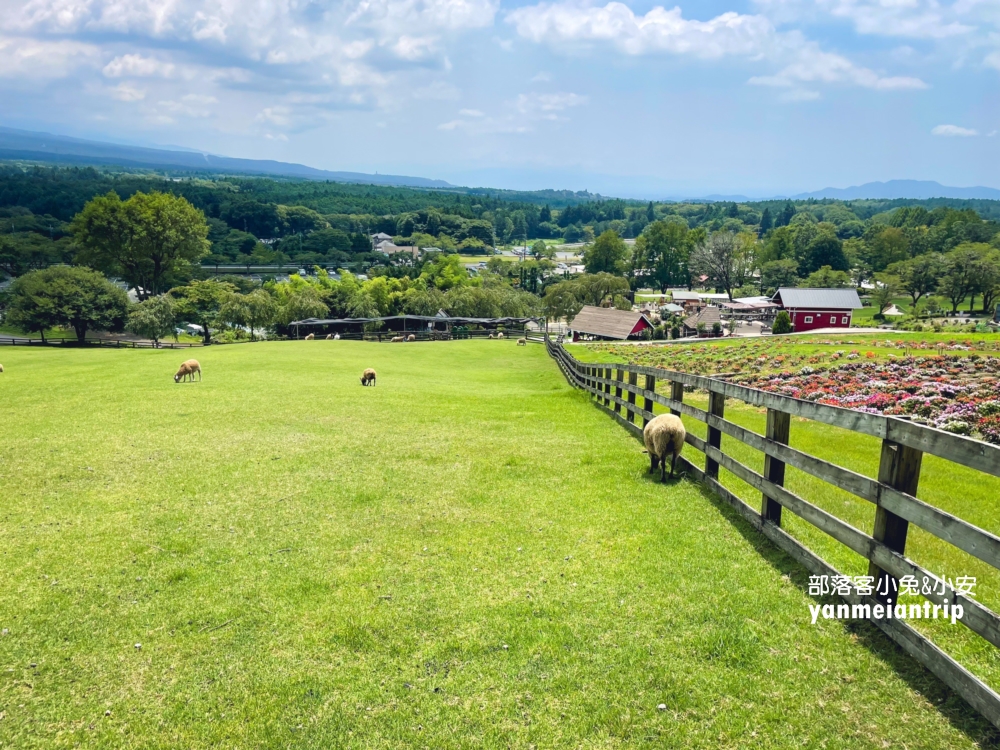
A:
690;479;1000;746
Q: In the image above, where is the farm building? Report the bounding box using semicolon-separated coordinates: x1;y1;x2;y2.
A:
771;288;863;332
682;306;722;337
568;306;653;341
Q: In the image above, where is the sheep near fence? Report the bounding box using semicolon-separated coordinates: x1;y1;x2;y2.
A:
546;335;1000;728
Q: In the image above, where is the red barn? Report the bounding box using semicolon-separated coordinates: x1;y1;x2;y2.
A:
568;305;653;341
771;288;862;332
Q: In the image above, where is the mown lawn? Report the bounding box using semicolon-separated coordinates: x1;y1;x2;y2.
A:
0;341;995;747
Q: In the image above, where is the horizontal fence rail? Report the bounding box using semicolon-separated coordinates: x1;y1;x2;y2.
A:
0;336;203;348
546;336;1000;728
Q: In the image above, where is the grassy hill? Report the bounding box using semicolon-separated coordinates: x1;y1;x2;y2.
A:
0;341;994;747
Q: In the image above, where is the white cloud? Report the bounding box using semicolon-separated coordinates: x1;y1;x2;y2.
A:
749;45;928;90
0;34;99;78
348;0;499;35
103;53;174;78
438;119;464;129
931;124;978;136
508;2;926;94
507;3;775;58
459;108;484;116
257;106;292;127
779;88;820;102
109;82;145;101
515;91;587;117
392;35;437;60
807;0;974;40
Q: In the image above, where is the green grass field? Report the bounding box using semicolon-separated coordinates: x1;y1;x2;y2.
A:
1;341;996;747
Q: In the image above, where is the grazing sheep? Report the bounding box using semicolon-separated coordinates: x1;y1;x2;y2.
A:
488;333;494;340
334;333;340;340
407;334;416;342
174;359;202;383
391;336;405;343
517;338;526;346
643;413;686;482
497;332;505;340
305;333;315;340
325;334;333;340
361;368;377;386
0;364;4;372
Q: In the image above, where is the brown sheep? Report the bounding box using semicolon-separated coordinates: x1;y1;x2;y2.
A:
407;334;416;342
305;333;315;340
643;414;686;482
361;368;377;386
174;359;202;383
517;338;526;346
391;336;404;343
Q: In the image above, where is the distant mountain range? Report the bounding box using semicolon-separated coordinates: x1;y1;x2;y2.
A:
0;127;453;189
2;127;999;202
790;180;1000;201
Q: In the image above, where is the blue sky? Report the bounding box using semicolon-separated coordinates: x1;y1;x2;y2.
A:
0;0;997;197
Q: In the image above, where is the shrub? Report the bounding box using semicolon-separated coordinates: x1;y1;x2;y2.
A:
772;310;793;335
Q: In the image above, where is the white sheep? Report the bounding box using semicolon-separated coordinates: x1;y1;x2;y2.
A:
305;333;315;340
325;334;333;340
643;413;686;482
0;364;4;373
517;338;526;346
488;333;494;340
391;336;404;343
407;334;416;342
361;368;377;386
174;359;202;383
334;333;340;340
497;332;504;340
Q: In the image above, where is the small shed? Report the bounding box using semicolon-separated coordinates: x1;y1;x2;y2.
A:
682;307;722;337
568;306;653;341
771;288;862;332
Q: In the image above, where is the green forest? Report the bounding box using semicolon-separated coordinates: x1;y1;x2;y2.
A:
2;163;1000;345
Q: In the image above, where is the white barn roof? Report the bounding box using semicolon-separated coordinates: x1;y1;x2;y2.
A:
772;288;862;310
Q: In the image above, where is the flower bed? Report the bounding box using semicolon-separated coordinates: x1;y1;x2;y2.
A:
729;355;1000;444
579;336;1000;444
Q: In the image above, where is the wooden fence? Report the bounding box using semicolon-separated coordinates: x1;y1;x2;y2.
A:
0;336;202;349
547;336;1000;727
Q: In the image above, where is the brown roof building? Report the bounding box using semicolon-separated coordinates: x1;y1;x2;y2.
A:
568;305;653;341
682;306;722;337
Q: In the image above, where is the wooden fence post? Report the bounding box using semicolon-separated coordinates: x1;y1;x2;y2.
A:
705;390;726;479
614;370;624;415
869;440;923;603
627;372;638;424
761;408;791;525
643;374;655;427
670;380;684;416
604;367;612;406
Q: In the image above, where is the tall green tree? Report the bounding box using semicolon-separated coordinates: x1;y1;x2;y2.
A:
938;245;980;313
689;231;756;300
127;294;176;345
543;281;583;322
633;221;691;292
886;253;944;305
583;230;627;275
803;266;852;288
7;266;129;343
170;279;235;344
72;191;210;299
760;259;799;295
